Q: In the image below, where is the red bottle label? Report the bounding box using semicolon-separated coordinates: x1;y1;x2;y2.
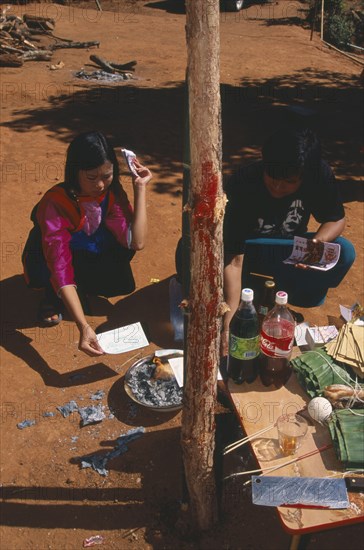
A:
260;326;294;358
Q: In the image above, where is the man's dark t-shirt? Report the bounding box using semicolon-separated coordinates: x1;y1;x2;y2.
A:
223;160;345;255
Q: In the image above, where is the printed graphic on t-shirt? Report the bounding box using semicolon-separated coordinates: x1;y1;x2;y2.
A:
255;199;304;236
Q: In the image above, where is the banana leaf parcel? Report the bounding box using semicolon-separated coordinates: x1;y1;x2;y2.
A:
291;349;353;398
291;349;364;470
328;409;364;471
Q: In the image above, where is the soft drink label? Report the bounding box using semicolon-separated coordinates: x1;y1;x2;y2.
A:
260;330;293;357
229;334;260;360
260;329;293;358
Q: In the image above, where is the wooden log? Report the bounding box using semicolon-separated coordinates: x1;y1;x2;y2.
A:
0;31;14;40
50;40;100;50
90;54;115;73
109;60;137;71
0;53;23;67
22;50;53;61
90;55;136;74
23;14;55;31
0;44;25;54
23;39;38;50
181;0;223;533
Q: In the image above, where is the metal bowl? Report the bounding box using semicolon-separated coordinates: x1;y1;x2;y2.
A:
124;349;183;412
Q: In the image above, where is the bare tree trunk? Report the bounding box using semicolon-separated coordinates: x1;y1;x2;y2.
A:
182;0;226;532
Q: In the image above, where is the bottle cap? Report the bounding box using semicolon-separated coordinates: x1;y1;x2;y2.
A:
241;288;254;301
275;291;288;305
265;280;275;288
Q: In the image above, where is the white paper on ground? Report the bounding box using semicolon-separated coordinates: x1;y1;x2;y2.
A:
97;322;149;354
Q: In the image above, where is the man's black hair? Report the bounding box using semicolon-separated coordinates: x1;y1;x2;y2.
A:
262;128;321;180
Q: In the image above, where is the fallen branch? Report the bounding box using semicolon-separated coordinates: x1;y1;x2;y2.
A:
89;54;115;72
109;60;137;71
51;40;100;50
23;14;55;32
0;53;23;67
22;50;53;61
0;44;24;54
90;54;136;73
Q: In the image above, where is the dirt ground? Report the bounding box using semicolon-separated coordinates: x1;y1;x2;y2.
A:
0;2;363;549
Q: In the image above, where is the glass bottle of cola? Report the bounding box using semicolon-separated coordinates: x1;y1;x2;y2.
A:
228;288;259;384
257;279;276;329
259;291;295;389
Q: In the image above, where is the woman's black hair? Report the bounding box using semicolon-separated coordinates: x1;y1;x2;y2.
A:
64;131;121;197
262;127;321;180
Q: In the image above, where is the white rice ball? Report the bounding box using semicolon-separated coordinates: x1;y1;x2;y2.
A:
308;397;333;423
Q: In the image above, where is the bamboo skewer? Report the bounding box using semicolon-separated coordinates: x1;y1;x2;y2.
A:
224;423;276;455
224;444;333;481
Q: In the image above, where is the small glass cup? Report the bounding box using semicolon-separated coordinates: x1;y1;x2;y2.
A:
277;413;308;456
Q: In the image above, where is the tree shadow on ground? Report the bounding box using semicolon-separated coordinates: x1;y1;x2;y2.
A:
220;70;363;201
0;275;176;388
0;275;118;387
264;15;308;27
0;426;184;534
1;68;362;198
144;0;186;14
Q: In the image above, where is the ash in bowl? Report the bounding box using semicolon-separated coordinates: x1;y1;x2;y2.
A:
126;360;183;409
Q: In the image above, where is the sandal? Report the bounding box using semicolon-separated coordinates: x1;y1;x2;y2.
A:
38;300;63;326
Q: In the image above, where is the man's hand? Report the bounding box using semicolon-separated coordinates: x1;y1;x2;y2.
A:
295;238;323;270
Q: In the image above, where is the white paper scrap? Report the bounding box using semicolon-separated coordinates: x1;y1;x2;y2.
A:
169;357;184;387
294;322;310;347
97;322;149;354
305;325;339;349
340;304;353;322
121;148;138;177
169;357;223;388
339;302;364;325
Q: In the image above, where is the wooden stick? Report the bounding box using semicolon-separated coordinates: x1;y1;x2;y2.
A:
109;60;137;72
250;272;274;279
224;444;332;480
95;0;103;11
90;54;115;73
89;54;133;74
22;50;53;61
224;423;275;455
51;40;100;50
